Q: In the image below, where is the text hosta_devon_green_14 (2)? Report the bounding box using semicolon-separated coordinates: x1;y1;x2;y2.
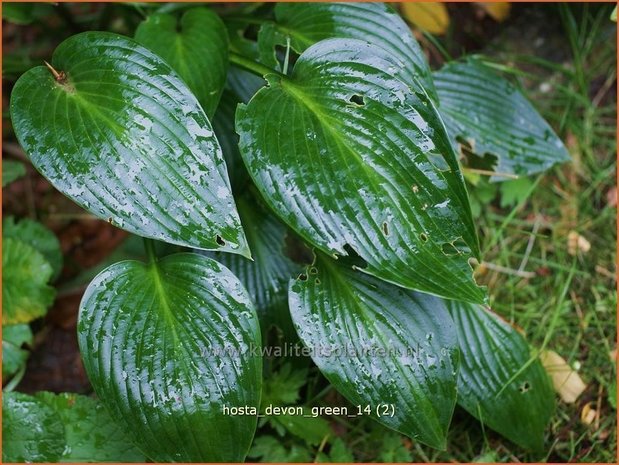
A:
237;38;485;304
10;31;249;255
77;253;262;462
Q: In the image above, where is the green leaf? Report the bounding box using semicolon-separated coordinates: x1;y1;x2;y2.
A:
378;433;413;462
78;253;262;462
2;2;54;25
499;176;534;208
261;363;307;406
3;237;56;325
248;436;312;462
35;392;146;462
257;2;436;100
237;38;484;303
328;438;355;462
2;324;33;379
2;392;66;463
2;160;26;187
206;193;300;334
4;216;63;280
135;7;228;117
446;301;555;451
271;413;331;445
212;90;248;188
434;59;570;180
288;254;459;449
10;32;248;256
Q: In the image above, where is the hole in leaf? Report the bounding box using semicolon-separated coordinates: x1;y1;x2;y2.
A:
241;24;260;41
348;94;365;106
420;232;428;242
315;278;321;285
298;273;308;281
519;381;530;393
216;235;226;246
341;244;368;269
309;267;318;275
382;222;389;236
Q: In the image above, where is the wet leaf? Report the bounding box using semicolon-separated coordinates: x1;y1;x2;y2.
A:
2;323;33;379
541;350;587;403
3;237;55;324
204;193;299;335
434;59;570;180
401;3;450;35
3;216;63;280
238;39;484;303
289;254;459;449
2;391;65;463
257;2;436;100
78;253;262;462
135;7;228;117
10;32;248;255
447;301;555;451
36;392;146;462
212;90;248;188
2;160;26;187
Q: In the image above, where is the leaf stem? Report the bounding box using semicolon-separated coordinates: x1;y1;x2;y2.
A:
144;238;158;265
229;52;283;78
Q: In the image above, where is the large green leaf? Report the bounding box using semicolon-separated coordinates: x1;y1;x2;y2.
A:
446;301;555;451
4;216;63;280
10;32;248;255
2;392;66;463
205;193;299;335
3;237;56;324
36;392;146;462
288;254;459;449
434;59;570;180
78;253;262;462
2;323;33;379
2;160;26;187
135;7;228;118
257;2;435;100
237;38;484;304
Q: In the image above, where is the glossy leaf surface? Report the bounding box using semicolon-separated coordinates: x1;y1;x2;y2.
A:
78;253;261;462
36;392;146;462
434;59;570;180
135;7;228;117
447;301;555;451
205;193;299;334
10;32;248;255
238;39;484;303
2;392;65;463
4;216;63;280
2;323;32;379
289;254;459;448
258;2;435;99
3;237;55;324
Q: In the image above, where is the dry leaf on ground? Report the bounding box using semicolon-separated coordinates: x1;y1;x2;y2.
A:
541;350;587;403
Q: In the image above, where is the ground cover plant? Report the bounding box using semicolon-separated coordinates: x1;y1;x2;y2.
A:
2;2;616;462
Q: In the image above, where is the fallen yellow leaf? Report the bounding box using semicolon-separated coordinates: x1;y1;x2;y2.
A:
401;3;449;35
476;2;511;22
567;230;591;255
541;350;587;403
580;401;597;426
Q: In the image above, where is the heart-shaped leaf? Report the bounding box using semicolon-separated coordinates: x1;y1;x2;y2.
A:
36;392;146;462
434;59;570;180
446;300;555;451
257;2;435;99
2;392;66;463
205;192;300;336
3;237;55;324
289;254;459;449
237;38;484;303
135;7;228;118
10;32;248;255
78;253;262;462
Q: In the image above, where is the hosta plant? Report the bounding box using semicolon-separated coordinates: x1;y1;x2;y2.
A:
5;2;570;462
